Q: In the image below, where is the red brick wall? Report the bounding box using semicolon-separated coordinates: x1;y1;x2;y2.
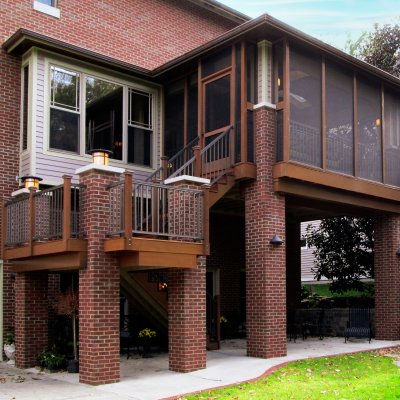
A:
244;105;286;358
374;214;400;340
14;271;48;368
78;169;121;385
168;256;206;372
1;0;237;70
207;213;245;330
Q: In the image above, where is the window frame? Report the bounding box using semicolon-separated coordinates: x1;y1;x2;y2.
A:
44;56;159;170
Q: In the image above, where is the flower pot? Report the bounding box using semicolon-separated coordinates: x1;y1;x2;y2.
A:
4;343;15;364
67;359;79;373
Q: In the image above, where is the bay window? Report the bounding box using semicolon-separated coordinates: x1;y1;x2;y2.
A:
48;63;155;167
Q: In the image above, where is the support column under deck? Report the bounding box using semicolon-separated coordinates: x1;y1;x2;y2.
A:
15;271;48;368
168;256;207;372
374;214;400;340
245;105;286;358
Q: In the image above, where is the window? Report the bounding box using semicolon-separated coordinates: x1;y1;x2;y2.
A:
37;0;56;5
33;0;60;17
50;66;80;153
128;89;153;166
48;64;155;167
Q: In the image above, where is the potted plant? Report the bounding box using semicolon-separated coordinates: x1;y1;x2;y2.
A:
57;283;79;373
138;328;156;358
3;331;15;364
37;349;66;372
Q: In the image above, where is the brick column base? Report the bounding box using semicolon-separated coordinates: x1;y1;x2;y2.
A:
78;168;121;385
245;105;286;359
15;271;48;368
168;256;206;372
374;214;400;340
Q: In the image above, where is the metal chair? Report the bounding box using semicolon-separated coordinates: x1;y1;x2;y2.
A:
344;308;372;343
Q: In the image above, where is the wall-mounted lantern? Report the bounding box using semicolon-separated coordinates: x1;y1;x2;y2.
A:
88;149;113;166
21;175;42;190
270;234;284;246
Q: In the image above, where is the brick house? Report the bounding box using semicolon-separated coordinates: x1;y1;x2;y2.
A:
1;0;400;385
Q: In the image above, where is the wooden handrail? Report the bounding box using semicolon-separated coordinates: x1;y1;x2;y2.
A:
124;172;133;240
62;175;72;242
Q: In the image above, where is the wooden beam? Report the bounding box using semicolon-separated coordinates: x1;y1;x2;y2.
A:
240;40;247;163
119;251;197;269
274;162;400;203
275;178;400;214
233;162;257;180
10;251;85;272
104;236;205;255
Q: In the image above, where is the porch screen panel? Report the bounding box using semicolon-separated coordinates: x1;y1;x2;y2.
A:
357;77;382;182
290;48;322;167
202;47;231;78
165;80;184;157
384;89;400;187
326;62;354;175
205;75;231;132
187;74;198;143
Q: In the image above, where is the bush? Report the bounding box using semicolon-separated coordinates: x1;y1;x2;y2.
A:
37;350;66;371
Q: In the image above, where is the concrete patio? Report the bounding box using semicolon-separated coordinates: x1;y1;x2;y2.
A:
0;338;399;400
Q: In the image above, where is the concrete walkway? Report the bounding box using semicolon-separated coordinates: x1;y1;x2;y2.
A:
0;338;399;400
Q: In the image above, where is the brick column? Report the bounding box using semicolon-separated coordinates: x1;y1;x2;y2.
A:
168;256;206;372
286;221;301;310
374;214;400;340
165;177;208;372
78;166;122;385
244;105;286;358
15;271;48;368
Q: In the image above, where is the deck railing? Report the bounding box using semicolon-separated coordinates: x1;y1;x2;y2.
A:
168;126;234;185
108;174;204;241
146;137;199;182
3;176;84;248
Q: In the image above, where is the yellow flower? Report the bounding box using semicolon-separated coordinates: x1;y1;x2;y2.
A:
138;328;157;338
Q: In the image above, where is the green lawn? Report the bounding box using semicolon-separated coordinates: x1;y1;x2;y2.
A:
184;351;400;400
303;283;374;298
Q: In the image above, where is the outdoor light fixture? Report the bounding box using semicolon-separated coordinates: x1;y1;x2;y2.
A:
88;149;113;166
21;175;42;190
375;118;381;127
396;247;400;257
270;234;284;245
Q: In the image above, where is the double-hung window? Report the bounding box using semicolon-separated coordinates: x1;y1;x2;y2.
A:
48;64;154;167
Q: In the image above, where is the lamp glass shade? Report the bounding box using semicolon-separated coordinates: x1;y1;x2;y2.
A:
21;176;42;190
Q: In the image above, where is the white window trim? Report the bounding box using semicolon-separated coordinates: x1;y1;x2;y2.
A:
33;1;60;18
43;55;160;172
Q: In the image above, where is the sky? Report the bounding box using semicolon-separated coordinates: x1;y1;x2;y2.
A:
219;0;400;51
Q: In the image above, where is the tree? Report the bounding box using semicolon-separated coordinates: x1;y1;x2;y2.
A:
304;217;374;294
345;23;400;78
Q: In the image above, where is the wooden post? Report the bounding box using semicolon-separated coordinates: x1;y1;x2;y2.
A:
193;145;201;177
62;175;72;242
161;156;168;181
202;187;210;255
124;172;133;240
29;188;35;256
151;179;161;234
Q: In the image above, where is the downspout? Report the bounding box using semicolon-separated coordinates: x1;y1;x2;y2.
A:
0;260;3;362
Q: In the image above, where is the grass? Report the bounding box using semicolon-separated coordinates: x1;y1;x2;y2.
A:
184;351;400;400
303;283;374;298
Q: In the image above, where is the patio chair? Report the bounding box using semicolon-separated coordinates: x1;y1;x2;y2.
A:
302;308;324;340
287;309;301;342
344;308;372;343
